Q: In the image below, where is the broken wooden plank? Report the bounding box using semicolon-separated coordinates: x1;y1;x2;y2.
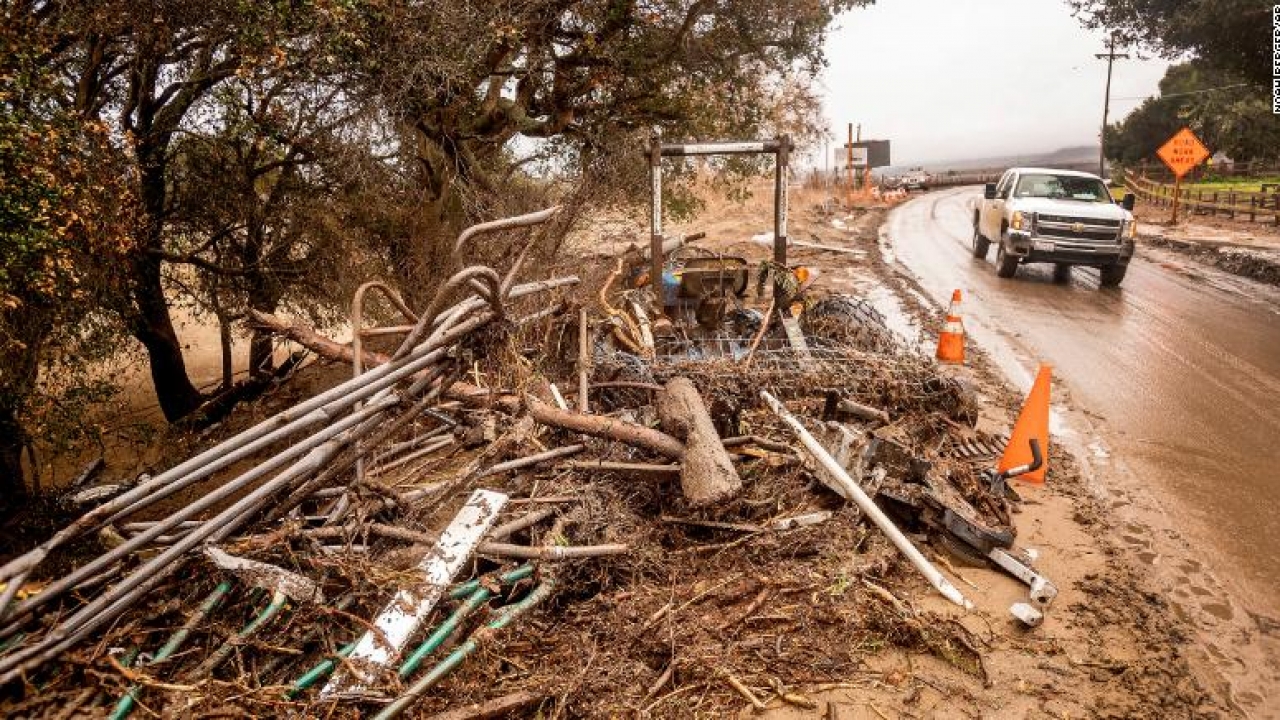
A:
320;489;508;698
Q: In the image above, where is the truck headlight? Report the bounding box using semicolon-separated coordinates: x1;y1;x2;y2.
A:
1011;211;1030;231
1125;218;1137;239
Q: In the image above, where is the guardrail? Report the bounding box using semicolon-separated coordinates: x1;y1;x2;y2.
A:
1120;172;1280;226
929;172;1001;188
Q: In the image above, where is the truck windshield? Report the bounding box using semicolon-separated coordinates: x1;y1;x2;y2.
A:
1013;174;1112;203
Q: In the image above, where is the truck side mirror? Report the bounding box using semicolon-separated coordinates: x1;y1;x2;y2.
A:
1121;193;1135;211
983;183;997;200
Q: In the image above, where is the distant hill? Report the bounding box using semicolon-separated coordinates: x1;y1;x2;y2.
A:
877;145;1100;176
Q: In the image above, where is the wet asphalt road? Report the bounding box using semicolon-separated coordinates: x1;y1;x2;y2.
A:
886;187;1280;617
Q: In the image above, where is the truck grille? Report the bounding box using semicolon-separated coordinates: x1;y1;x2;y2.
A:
1035;214;1120;243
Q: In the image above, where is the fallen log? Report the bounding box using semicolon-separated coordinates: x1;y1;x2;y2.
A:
658;377;742;506
524;395;684;460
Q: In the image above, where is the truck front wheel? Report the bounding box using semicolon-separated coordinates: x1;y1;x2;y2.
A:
995;242;1018;278
1099;263;1128;287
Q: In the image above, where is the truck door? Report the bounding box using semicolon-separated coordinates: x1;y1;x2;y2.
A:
983;171;1014;239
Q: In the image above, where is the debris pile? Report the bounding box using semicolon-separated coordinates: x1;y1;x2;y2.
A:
0;201;1053;718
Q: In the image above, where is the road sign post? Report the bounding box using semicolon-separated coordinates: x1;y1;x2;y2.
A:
846;123;854;206
1155;127;1210;224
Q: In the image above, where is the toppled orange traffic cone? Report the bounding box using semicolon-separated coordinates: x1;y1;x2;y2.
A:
999;364;1052;484
935;289;965;364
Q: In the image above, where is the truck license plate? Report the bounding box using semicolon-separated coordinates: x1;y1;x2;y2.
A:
1033;240;1055;252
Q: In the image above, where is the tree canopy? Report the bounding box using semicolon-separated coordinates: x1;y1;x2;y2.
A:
0;0;865;499
1105;61;1280;165
1069;0;1271;86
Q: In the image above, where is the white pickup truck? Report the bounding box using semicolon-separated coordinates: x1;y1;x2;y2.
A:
900;168;931;191
972;167;1136;287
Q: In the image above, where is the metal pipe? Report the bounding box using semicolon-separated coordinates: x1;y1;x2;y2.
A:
759;391;972;610
0;274;568;584
119;520;204;533
287;640;357;697
660;141;781;156
452;206;561;255
0;570;28;623
4;398;395;627
372;580;556;720
258;593;355;680
188;589;288;679
0;436;357;683
393;267;503;361
110;580;231;719
0;276;579;677
369;437;454;477
649;131;665;315
447;563;535;600
374;426;452;464
397;586;489;679
773;135;790;299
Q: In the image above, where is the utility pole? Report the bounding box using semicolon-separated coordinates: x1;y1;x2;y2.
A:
823;136;829;188
846;123;854;205
1095;34;1129;178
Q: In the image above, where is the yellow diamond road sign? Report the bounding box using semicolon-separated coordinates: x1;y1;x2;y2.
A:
1156;127;1210;179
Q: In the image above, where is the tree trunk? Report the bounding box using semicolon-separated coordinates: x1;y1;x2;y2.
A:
0;340;40;509
128;260;204;421
0;407;29;511
246;280;280;381
126;155;203;421
657;377;742;506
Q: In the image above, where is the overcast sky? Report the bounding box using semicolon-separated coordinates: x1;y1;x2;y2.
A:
815;0;1172;167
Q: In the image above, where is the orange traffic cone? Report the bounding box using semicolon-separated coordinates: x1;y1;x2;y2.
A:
935;289;965;364
999;364;1051;484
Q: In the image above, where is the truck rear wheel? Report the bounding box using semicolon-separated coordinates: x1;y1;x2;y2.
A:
1099;263;1127;287
995;243;1018;278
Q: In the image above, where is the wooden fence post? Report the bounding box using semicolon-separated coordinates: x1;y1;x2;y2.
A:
1228;191;1236;219
1250;196;1257;223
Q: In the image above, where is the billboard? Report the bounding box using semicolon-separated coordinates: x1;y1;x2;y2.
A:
833;140;891;169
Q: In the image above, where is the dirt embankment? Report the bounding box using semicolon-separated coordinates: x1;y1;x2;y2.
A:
1136;218;1280;288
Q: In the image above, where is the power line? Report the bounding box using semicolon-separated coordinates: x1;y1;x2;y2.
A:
1112;82;1260;102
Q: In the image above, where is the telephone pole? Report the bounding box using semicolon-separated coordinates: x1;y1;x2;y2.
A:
1095;34;1129;178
